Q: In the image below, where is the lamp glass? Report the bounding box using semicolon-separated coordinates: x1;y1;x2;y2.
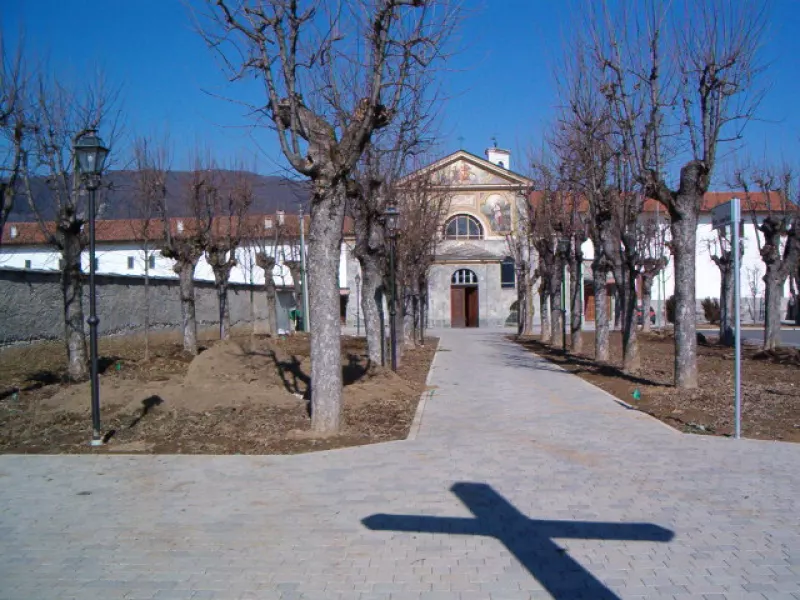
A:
74;131;109;176
384;206;400;235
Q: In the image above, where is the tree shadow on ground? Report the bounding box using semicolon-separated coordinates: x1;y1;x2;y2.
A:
267;351;310;400
513;338;664;388
363;482;674;600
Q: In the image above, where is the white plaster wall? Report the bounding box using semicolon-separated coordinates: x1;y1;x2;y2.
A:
579;214;789;305
0;241;350;290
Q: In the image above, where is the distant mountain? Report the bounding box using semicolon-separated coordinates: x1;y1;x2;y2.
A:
8;170;311;223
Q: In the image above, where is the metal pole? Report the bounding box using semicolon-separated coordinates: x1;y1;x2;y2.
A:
733;199;742;439
389;237;397;371
87;182;102;446
299;209;310;332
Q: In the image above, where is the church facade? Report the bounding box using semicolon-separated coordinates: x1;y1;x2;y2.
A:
345;147;533;329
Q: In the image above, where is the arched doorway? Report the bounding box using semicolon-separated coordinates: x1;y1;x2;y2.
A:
451;268;479;328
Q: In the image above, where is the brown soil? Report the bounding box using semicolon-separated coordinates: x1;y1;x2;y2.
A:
0;328;437;454
515;330;800;442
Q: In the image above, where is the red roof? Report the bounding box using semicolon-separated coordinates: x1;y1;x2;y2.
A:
527;190;794;215
2;214;356;246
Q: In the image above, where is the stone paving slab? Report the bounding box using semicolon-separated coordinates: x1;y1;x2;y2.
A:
1;329;798;600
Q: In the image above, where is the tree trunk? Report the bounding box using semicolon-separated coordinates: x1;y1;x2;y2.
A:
550;266;564;348
177;260;198;355
540;289;551;343
716;253;735;347
61;231;88;381
671;204;699;388
569;255;583;353
763;266;783;350
620;265;640;373
211;261;234;341
593;265;610;362
640;274;654;334
307;186;346;433
359;256;384;365
265;278;278;336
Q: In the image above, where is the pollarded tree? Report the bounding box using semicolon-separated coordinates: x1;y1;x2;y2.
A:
206;168;254;340
160;155;218;355
737;167;800;350
21;73;121;381
585;0;767;387
130;135;170;360
201;0;457;433
704;227;739;346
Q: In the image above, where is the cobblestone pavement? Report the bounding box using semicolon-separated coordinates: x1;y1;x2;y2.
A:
1;329;798;600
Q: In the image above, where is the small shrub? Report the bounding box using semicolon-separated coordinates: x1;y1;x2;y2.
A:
701;297;721;324
666;295;676;324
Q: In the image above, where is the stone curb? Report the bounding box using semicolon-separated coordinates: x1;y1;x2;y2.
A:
406;339;441;441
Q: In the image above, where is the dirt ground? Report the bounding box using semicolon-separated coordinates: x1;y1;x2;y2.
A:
515;330;800;442
0;328;437;454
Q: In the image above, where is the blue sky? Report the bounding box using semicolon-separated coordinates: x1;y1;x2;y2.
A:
4;0;799;183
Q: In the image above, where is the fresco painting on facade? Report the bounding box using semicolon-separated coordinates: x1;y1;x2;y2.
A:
442;160;508;186
481;194;512;233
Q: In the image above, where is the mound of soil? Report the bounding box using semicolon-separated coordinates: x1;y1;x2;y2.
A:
0;329;438;454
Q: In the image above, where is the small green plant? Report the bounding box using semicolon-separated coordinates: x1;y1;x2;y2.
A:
666;295;676;324
701;297;721;324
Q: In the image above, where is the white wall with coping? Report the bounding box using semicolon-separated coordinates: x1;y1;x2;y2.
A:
0;241;350;290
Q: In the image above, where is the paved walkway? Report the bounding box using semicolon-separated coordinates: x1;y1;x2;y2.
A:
1;329;799;600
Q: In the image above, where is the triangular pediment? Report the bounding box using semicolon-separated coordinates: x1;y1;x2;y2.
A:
401;150;532;189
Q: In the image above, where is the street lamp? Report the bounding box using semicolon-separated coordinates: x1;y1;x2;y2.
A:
74;129;109;446
556;236;570;354
384;204;400;372
355;272;362;336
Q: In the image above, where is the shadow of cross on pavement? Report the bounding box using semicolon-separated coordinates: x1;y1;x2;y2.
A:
362;482;674;600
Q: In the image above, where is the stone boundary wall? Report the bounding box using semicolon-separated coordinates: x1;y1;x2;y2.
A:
0;268;296;346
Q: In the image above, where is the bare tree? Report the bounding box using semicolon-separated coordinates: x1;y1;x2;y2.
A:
704;227;738;346
395;172;451;352
200;0;457;433
206;168;254;340
251;216;286;337
552;45;618;361
160;156;217;355
0;31;28;243
745;265;763;323
635;217;669;335
130;135;170;360
21;73;121;380
586;0;766;387
737;167;800;349
505;189;536;336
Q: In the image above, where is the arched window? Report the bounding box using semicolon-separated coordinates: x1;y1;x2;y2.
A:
451;269;478;285
501;257;516;288
444;214;483;240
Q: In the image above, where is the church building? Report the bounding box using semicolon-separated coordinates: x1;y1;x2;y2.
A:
345;146;533;329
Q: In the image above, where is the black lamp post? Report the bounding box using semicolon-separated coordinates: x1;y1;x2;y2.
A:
355;272;362;336
384;204;400;372
556;236;570;354
74;129;109;446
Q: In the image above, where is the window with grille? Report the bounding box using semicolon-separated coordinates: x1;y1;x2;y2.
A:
444;215;483;240
451;269;478;285
501;257;516;288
